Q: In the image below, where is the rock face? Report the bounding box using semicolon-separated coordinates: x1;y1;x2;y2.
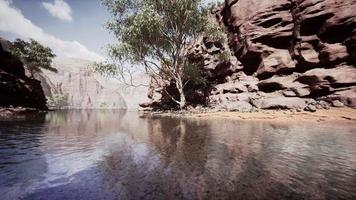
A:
0;38;48;110
141;0;356;111
39;58;148;109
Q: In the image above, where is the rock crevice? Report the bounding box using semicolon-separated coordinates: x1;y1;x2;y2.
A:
141;0;356;111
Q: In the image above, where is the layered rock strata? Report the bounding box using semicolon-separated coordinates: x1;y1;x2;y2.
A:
141;0;356;112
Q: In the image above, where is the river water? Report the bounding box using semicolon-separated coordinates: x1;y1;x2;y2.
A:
0;110;355;200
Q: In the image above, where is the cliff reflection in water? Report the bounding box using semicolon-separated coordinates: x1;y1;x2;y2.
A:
0;110;355;200
101;114;356;200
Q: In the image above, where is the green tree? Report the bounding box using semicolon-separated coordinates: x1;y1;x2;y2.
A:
96;0;224;109
11;38;56;77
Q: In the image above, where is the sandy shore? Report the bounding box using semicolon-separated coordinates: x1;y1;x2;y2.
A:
183;108;356;123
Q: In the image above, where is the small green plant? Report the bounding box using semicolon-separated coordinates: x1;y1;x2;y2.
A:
100;102;109;108
183;63;206;86
218;51;230;62
47;93;69;109
204;20;225;43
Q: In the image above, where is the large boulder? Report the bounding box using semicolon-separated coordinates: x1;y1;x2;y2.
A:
224;0;356;73
319;88;356;107
252;97;313;110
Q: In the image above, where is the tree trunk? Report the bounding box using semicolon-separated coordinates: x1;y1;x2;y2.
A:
176;77;186;110
178;87;186;110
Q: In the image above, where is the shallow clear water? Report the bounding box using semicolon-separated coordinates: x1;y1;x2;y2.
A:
0;110;355;200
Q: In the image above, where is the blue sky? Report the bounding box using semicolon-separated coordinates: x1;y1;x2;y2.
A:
11;0;114;54
0;0;114;60
0;0;221;61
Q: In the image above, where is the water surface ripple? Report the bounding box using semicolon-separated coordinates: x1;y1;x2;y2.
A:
0;110;355;200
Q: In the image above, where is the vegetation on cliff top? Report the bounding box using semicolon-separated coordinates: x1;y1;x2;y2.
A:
11;38;57;78
94;0;224;109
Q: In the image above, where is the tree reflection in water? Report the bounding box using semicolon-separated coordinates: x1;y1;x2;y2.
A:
100;115;356;200
1;111;355;200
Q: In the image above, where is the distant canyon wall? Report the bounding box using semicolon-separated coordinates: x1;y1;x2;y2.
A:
38;58;148;110
1;37;149;110
142;0;356;111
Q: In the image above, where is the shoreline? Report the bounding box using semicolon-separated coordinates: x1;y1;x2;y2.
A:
1;107;355;124
145;107;356;124
0;107;45;118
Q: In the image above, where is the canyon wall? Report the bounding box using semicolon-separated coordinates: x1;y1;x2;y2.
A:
142;0;356;111
38;58;148;109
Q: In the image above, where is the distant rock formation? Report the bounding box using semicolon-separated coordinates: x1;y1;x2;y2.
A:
38;58;148;109
0;38;48;110
141;0;356;111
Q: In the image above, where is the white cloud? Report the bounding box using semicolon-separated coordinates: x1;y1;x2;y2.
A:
42;0;72;22
0;0;103;61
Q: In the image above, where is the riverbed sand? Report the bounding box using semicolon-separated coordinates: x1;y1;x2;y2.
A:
186;108;356;123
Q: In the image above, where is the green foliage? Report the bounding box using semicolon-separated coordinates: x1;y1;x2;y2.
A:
101;0;225;108
47;93;68;109
93;62;119;77
218;50;230;62
102;0;223;68
11;38;56;77
205;20;225;42
100;102;109;108
183;63;206;85
92;61;138;86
